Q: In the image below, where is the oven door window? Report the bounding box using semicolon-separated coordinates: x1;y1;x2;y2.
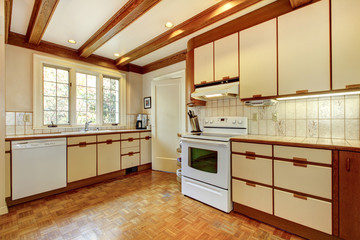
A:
189;147;218;173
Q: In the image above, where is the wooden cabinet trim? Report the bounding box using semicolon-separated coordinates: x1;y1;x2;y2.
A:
273;186;332;203
274;157;332;168
232;152;273;160
97;139;121;144
232;176;272;189
67;142;97;147
121;152;140;157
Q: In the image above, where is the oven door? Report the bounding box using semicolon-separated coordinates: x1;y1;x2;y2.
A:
181;138;230;189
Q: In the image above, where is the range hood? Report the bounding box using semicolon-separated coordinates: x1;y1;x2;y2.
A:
191;82;239;101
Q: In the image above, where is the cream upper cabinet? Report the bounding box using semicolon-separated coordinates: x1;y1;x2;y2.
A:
214;33;238;81
332;0;360;90
194;42;213;85
240;19;277;99
278;0;330;95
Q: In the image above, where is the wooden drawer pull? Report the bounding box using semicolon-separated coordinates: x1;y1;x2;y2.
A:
346;158;351;172
293;194;307;200
222;76;230;80
79;142;87;147
106;139;113;144
246;182;256;187
245;151;255;156
252;94;262;98
346;84;360;89
246;155;256;160
128;152;134;156
145;136;150;140
293;157;307;162
296;89;308;94
128;138;134;142
200;81;207;84
293;162;307;168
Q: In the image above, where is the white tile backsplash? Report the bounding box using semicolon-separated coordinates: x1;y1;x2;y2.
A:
197;94;360;140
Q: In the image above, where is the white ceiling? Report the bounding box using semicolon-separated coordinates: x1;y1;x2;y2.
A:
10;0;277;67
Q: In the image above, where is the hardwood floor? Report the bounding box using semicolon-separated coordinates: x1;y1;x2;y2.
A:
0;170;304;240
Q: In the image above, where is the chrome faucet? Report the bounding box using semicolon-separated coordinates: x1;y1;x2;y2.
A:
84;121;92;131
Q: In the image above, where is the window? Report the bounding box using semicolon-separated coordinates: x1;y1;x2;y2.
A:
103;76;119;124
34;54;126;128
76;73;97;124
43;65;70;125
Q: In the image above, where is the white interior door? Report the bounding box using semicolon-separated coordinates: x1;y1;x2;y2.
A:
151;71;185;173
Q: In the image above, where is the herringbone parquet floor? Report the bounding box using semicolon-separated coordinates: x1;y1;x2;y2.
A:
0;170;304;240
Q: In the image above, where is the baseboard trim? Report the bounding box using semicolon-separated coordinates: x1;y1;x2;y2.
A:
0;205;9;215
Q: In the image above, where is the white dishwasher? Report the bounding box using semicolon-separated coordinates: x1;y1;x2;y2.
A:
12;138;67;200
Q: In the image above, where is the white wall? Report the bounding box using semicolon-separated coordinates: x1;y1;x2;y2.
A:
127;72;143;115
0;0;9;214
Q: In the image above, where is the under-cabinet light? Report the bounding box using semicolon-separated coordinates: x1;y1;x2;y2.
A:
277;91;360;101
205;93;223;98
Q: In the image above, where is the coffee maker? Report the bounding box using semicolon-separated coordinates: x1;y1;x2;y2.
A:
136;114;147;129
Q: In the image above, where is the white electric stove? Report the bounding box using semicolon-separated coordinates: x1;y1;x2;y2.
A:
181;117;248;212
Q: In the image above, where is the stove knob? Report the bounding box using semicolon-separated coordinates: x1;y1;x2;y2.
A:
232;120;236;124
210;120;214;124
205;120;209;124
238;120;242;124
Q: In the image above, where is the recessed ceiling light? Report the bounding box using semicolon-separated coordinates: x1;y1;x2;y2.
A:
165;22;174;28
68;39;76;44
114;53;120;57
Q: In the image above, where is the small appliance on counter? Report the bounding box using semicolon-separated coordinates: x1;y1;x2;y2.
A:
136;113;148;129
188;110;201;133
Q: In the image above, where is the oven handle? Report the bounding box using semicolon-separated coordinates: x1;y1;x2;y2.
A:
181;138;229;147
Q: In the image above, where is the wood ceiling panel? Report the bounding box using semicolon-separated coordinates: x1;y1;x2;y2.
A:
4;0;13;44
26;0;59;45
79;0;161;58
142;49;187;74
115;0;262;66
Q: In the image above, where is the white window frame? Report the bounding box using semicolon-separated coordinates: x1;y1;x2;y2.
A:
33;54;126;129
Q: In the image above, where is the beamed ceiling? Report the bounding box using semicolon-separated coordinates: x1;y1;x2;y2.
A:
4;0;310;74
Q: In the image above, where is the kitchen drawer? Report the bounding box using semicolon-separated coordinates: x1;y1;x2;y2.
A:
121;146;139;155
232;154;272;185
67;135;96;145
140;132;151;138
122;153;140;169
97;134;120;142
274;160;331;199
5;153;10;198
232;179;273;214
121;139;140;149
5;141;10;152
274;189;332;234
232;142;272;156
121;132;139;140
274;145;331;165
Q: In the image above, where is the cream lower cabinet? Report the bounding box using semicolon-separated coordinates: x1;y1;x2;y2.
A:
140;132;151;165
67;136;97;183
239;19;277;99
278;0;330;95
5;141;11;198
97;134;121;175
121;133;140;169
332;0;360;90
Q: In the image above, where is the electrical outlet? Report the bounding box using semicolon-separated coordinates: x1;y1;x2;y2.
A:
252;113;258;121
272;112;278;122
24;114;30;122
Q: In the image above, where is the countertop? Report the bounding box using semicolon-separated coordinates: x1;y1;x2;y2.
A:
6;129;151;141
231;135;360;152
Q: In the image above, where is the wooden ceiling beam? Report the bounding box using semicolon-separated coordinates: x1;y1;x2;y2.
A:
115;0;261;66
4;0;13;44
78;0;161;58
143;49;187;74
26;0;59;45
289;0;313;9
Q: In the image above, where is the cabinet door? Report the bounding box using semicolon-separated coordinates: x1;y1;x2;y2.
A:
278;0;330;95
5;153;10;198
215;33;238;81
140;138;151;165
194;42;213;85
332;0;360;90
67;144;97;183
339;151;360;240
240;19;277;99
98;142;120;175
